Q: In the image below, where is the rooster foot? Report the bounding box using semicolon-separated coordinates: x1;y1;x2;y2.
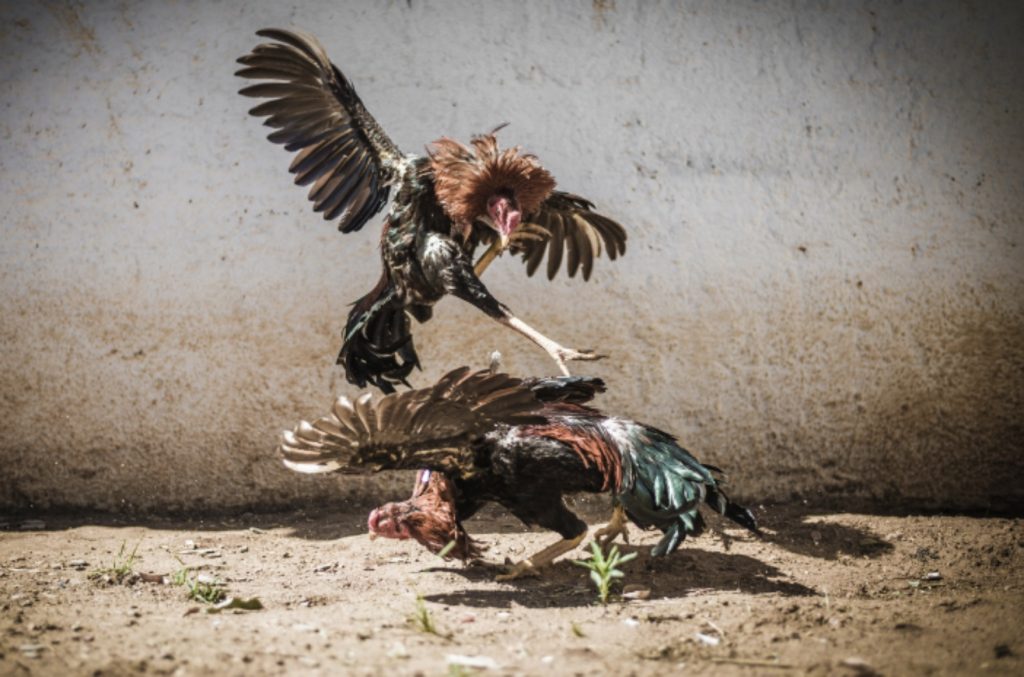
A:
495;531;588;581
551;347;607;376
495;560;541;582
593;504;630;548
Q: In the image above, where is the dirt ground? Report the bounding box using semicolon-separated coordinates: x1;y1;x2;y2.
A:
0;502;1021;676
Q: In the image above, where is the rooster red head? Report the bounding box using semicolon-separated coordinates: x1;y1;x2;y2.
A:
429;130;556;246
367;470;482;560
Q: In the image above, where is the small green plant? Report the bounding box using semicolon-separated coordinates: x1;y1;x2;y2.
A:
184;574;228;604
89;541;141;584
170;563;189;587
171;559;227;604
409;595;450;638
574;541;637;605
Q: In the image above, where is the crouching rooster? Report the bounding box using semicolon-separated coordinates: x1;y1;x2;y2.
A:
280;367;759;580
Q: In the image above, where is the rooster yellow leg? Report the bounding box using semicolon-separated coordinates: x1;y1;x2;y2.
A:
495;531;587;581
473;238;504;277
498;316;605;376
593;503;630;548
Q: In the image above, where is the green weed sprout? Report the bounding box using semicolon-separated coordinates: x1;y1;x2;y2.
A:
171;559;227;604
409;594;450;638
89;541;141;584
574;541;637;604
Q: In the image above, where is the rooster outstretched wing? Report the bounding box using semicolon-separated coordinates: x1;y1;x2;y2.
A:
517;191;628;281
280;367;545;476
237;28;405;233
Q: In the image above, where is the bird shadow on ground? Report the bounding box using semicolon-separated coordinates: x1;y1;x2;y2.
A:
421;543;816;609
0;503;902;560
4;503;901;566
751;504;894;561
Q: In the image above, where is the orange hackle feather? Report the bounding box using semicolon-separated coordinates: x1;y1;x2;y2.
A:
402;473;483;560
429;132;556;225
524;407;623;493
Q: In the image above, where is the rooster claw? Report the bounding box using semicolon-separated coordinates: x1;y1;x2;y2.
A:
576;350;607;362
561;348;605;362
495;560;541;582
593;525;630;549
552;348;608;376
593;504;630;548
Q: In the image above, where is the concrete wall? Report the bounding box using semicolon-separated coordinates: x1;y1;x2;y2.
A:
1;1;1021;513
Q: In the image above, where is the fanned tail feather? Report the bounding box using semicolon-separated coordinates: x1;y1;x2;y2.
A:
337;273;419;393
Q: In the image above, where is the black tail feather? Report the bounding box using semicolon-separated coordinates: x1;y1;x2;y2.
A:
722;496;761;536
703;483;760;536
337;274;419;393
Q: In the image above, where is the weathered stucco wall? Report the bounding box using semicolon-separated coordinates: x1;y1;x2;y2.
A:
1;1;1021;513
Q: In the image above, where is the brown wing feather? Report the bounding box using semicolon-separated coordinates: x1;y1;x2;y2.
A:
237;28;404;233
280;368;545;476
515;191;628;281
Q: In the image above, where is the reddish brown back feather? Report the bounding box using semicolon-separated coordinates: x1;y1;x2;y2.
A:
523;404;623;492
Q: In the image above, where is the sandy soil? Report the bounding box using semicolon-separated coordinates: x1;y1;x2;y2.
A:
0;502;1020;676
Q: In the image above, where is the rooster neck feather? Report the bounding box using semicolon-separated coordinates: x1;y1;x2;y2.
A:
429;133;556;226
402;473;482;560
522;407;623;493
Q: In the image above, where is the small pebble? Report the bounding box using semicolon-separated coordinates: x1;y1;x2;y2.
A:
695;632;720;646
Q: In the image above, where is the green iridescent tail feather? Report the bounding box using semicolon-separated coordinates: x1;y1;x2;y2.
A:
615;424;760;557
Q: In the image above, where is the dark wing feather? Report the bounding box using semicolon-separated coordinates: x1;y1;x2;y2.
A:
514;191;628;281
237;28;404;233
523;375;607;404
280;368;545;476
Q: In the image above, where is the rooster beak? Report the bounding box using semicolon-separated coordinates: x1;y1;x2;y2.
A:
486;195;520;251
368;532;378;541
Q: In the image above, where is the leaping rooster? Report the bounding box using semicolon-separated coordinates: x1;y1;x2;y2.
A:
279;367;760;580
237;29;627;393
